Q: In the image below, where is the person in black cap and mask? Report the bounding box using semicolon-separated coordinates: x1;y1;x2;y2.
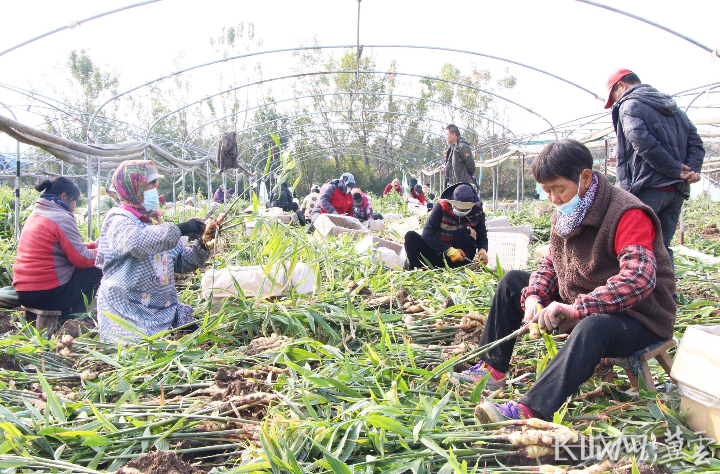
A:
404;183;488;270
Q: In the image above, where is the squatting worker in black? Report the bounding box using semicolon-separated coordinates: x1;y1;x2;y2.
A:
403;183;489;270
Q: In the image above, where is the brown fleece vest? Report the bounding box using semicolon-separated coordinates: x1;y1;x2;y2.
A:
550;173;676;339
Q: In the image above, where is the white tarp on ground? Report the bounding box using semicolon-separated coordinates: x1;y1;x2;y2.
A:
201;262;317;300
355;236;406;270
313;214;369;238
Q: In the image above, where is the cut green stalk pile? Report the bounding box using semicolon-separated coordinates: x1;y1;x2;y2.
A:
1;195;719;473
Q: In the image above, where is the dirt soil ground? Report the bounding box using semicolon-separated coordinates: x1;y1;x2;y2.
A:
453;327;483;347
508;353;536;379
55;319;94;339
0;353;17;370
74;360;116;378
0;311;16;334
611;462;672;474
700;223;720;240
118;450;203;474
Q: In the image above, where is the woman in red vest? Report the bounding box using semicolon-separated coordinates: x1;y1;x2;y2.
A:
466;139;676;424
310;173;356;223
382;178;402;196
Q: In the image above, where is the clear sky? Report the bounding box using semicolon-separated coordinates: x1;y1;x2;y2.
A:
0;0;718;152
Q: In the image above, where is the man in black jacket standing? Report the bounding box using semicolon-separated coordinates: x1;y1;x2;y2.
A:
605;68;704;264
445;125;476;189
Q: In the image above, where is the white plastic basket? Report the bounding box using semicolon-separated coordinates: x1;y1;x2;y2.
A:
487;232;530;271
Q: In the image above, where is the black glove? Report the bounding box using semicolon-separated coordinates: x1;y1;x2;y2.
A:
176;219;205;238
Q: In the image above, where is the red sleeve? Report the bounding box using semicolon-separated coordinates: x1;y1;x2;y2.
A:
615;209;656;254
53;218;97;269
383;184;392;196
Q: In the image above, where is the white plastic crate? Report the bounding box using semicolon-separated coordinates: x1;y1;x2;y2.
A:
487;232;530;271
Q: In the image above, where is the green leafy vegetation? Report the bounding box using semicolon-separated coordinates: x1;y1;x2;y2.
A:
0;194;719;472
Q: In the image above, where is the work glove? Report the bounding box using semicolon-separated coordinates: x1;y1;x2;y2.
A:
536;302;580;334
445;247;466;263
476;248;489;265
177;219;205;238
523;296;542;323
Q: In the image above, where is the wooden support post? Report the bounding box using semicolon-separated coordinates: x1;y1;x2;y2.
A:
604;141;608;177
516;157;520;212
521;154;525;207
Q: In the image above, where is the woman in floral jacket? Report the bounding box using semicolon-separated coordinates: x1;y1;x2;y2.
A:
96;160;214;342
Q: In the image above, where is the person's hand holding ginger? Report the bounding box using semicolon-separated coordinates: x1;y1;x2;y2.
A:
202;213;225;249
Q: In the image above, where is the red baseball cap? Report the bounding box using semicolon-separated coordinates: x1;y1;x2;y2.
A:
604;68;634;109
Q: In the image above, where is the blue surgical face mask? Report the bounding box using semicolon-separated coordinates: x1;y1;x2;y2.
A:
143;188;159;211
453;207;472;217
555;177;583;215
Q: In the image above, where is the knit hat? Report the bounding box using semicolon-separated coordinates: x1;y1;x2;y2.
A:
341;173;356;187
446;184;477;211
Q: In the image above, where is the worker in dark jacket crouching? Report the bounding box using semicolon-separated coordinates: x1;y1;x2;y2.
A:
403;183;488;270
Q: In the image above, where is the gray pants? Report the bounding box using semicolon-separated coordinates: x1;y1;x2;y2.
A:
635;187;685;266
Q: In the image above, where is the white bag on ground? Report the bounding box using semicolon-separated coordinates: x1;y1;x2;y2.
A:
314;214;368;238
356;236;405;270
289;262;317;294
382;213;403;222
201;265;288;299
366;219;386;232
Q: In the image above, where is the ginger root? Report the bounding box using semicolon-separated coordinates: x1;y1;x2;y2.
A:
203;213;224;249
